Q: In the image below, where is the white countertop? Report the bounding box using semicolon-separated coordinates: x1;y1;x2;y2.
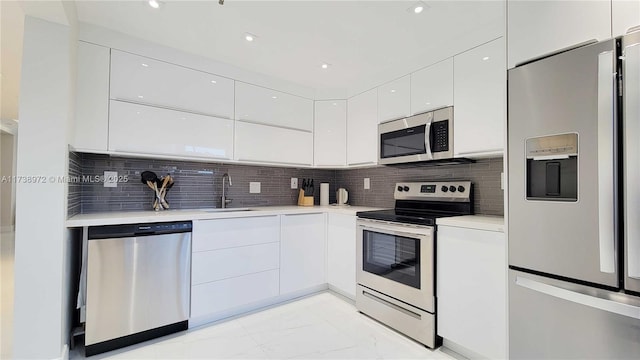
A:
436;215;504;232
66;205;382;227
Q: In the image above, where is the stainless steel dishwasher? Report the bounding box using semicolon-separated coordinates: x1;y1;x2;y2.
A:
85;221;191;356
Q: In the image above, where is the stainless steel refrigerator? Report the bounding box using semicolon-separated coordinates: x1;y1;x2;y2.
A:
508;31;640;359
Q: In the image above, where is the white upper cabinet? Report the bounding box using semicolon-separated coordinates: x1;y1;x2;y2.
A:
235;121;312;166
454;38;505;157
235;82;313;131
377;75;411;123
110;50;234;118
507;0;611;68
314;100;346;167
410;58;454;115
347;88;378;166
74;41;110;152
109;100;234;160
613;0;640;37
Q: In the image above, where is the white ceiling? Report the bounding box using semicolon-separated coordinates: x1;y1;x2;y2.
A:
75;0;504;97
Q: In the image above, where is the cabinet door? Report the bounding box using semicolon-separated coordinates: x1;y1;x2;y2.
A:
347;88;378;166
235;121;312;166
280;213;326;294
326;213;357;299
235;82;313;131
109;100;234;160
110;50;234;118
613;0;640;37
507;0;611;68
74;41;110;151
314;100;346;166
377;75;411;123
410;58;453;115
437;225;506;359
453;38;505;157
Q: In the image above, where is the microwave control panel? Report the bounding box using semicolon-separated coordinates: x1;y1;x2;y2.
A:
431;120;449;152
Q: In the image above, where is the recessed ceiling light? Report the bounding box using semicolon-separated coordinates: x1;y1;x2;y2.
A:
138;95;144;99
391;89;396;93
148;0;161;9
482;56;490;61
321;63;330;69
332;103;337;106
141;63;149;67
407;1;429;14
244;33;256;42
211;80;217;84
272;96;278;99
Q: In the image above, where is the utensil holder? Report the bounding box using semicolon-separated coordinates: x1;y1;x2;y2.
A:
297;189;314;206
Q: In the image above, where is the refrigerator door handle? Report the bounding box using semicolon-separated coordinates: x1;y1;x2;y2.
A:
597;50;617;274
624;43;640;279
515;276;640;320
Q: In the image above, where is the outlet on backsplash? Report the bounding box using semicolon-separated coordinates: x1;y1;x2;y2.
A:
364;178;370;190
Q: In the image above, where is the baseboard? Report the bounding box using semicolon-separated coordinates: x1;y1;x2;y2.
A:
442;339;484;360
58;344;69;360
327;285;355;303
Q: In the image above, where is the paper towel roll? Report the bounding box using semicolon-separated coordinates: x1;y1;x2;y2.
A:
320;183;330;206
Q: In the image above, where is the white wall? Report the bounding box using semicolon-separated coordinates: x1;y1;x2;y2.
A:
13;15;74;359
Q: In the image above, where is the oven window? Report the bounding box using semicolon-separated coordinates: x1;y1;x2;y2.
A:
380;125;426;159
362;230;421;289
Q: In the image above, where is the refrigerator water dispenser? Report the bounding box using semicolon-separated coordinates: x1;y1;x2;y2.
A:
526;133;578;201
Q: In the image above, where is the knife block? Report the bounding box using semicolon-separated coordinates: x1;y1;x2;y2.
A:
297;189;314;206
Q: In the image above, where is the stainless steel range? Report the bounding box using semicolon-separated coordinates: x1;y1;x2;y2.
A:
355;181;473;348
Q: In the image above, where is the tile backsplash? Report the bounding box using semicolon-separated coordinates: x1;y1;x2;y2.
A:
73;153;336;213
336;158;504;216
69;153;504;216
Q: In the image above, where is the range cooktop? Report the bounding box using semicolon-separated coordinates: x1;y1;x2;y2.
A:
356;181;473;226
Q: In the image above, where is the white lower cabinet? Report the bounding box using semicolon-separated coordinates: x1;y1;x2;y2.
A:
190;217;280;319
437;224;506;359
235;121;313;166
109;100;234;160
191;270;279;319
280;213;327;294
326;213;357;299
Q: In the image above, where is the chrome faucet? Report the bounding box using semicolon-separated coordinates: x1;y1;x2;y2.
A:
221;173;232;208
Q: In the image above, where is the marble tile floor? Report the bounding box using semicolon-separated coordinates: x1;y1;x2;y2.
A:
71;292;456;359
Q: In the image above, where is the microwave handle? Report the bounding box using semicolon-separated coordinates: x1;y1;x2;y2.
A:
424;120;433;160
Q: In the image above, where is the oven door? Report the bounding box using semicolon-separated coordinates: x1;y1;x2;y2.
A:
356;218;434;312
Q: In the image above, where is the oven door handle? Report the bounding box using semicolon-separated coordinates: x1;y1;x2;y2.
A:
358;223;433;238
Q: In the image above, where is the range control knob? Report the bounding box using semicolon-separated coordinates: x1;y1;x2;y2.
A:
449;185;457;192
457;185;466;193
397;186;403;192
403;186;410;192
441;185;448;192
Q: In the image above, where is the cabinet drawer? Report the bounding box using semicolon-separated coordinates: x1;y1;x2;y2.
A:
192;242;279;285
190;270;279;318
110;50;234;118
192;216;280;252
108;101;234;159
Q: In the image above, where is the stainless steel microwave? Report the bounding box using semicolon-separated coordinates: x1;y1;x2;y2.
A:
378;107;454;165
